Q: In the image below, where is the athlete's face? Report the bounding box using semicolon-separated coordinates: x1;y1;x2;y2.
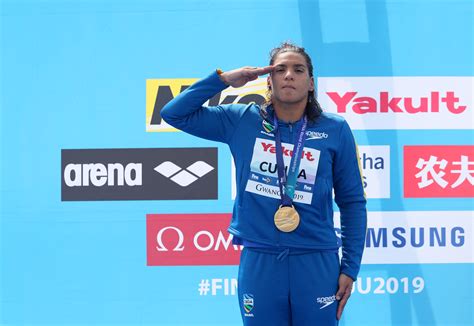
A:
268;52;314;106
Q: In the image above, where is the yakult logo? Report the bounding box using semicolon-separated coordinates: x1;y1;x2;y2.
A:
147;214;241;266
327;91;466;114
317;77;473;129
261;141;315;161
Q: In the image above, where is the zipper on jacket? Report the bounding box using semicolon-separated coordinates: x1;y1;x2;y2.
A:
289;122;293;142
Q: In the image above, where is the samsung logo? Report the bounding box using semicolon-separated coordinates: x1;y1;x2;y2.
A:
335;226;465;248
367;226;464;248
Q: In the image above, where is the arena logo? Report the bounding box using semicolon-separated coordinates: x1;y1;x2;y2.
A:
404;145;473;198
154;161;214;187
317;77;473;129
64;163;142;187
146;77;267;132
61;148;217;201
146;213;241;266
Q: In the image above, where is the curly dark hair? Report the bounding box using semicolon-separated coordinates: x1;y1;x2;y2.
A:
261;41;323;123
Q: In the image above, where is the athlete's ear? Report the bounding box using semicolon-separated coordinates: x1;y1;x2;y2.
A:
267;76;272;90
309;76;314;92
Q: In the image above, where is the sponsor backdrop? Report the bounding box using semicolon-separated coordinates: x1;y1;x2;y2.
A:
1;0;473;325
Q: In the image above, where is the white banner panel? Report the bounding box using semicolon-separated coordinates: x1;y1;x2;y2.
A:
334;211;474;264
358;145;390;198
317;77;474;129
232;145;390;199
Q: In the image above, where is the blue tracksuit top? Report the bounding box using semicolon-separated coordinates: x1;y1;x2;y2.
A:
161;71;367;280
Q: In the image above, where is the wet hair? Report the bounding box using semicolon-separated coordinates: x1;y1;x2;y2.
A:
261;41;323;123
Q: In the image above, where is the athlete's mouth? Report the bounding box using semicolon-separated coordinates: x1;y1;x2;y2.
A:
282;85;296;90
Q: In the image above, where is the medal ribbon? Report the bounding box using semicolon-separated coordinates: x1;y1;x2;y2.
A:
273;114;308;207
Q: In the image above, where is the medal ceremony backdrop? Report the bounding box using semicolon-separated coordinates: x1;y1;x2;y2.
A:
1;0;473;325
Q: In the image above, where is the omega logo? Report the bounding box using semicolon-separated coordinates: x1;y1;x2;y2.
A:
155;226;241;252
156;226;185;251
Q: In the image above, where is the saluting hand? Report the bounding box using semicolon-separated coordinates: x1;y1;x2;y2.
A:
219;66;274;88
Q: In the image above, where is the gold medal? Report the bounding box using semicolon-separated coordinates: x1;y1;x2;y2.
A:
274;205;300;232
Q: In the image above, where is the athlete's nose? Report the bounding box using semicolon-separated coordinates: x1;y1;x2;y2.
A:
284;70;295;80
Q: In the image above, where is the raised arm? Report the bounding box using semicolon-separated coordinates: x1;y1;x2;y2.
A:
160;66;273;143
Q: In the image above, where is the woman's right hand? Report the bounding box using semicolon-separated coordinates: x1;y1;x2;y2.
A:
219;66;274;88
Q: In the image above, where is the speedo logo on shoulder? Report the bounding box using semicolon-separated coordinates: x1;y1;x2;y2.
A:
306;130;328;140
260;123;328;141
146;77;268;132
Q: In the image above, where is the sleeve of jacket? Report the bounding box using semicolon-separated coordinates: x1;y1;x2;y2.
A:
333;119;367;281
160;71;247;144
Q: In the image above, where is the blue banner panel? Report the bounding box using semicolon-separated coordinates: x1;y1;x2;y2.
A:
1;0;472;325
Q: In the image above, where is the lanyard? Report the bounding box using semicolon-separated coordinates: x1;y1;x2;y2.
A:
273;114;308;207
